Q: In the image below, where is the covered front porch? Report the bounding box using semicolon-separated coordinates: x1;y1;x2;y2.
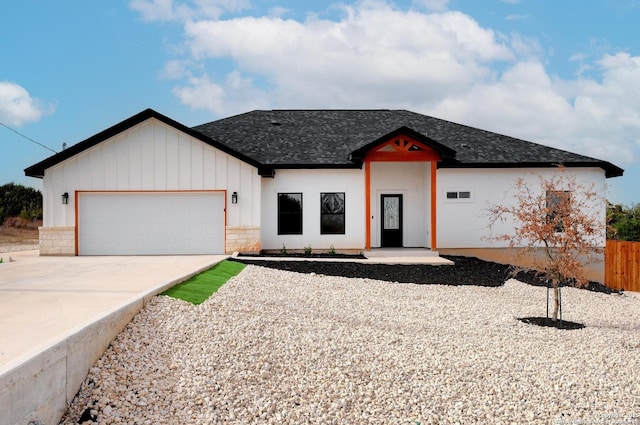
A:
356;129;456;251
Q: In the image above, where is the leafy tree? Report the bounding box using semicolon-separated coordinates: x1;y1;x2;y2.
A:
487;173;605;322
0;183;43;224
607;202;640;241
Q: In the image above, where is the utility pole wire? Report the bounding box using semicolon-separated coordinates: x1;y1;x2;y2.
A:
0;120;58;154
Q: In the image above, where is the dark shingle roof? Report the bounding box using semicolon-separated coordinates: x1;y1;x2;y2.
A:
25;108;623;179
193;109;623;177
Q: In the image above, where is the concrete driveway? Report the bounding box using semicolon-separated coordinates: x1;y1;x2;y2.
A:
0;250;226;372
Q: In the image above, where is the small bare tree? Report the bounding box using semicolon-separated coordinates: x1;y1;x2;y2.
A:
487;172;605;321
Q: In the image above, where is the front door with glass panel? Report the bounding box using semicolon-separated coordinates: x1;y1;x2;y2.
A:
381;194;403;247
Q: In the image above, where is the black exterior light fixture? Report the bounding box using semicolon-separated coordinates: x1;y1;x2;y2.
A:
61;192;69;205
231;191;238;204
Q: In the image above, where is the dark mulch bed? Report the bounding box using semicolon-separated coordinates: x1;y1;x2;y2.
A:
240;253;366;259
231;255;616;294
518;317;586;330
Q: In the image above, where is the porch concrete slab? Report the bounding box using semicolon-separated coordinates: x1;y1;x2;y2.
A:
0;250;226;372
234;250;454;265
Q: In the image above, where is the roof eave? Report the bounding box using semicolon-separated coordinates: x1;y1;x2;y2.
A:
24;108;264;178
437;161;624;178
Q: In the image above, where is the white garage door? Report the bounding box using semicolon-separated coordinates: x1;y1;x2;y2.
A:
78;192;225;255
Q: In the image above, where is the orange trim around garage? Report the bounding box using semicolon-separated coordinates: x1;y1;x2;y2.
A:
74;191;79;256
74;190;227;256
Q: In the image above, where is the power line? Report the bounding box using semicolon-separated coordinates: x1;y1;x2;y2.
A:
0;120;58;154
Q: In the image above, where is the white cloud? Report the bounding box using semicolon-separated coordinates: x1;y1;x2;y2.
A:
130;0;179;21
412;0;449;11
173;3;513;114
160;59;191;79
133;0;640;171
172;71;269;115
173;74;226;112
432;53;640;167
505;14;529;21
0;82;52;127
130;0;250;22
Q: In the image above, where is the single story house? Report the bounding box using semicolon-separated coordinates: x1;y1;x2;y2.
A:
25;108;622;279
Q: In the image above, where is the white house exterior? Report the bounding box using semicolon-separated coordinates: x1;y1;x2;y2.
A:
28;112;262;256
25;108;622;281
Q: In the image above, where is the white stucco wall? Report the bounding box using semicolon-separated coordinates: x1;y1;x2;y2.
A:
369;162;431;248
436;167;608;249
261;169;365;251
42;118;261;229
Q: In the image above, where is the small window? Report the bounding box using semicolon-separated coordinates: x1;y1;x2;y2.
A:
321;193;345;234
445;190;473;202
278;193;302;235
546;190;571;232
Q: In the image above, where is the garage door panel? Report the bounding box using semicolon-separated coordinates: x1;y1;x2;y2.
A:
78;192;224;255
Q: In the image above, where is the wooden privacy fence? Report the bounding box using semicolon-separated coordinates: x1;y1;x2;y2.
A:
605;240;640;292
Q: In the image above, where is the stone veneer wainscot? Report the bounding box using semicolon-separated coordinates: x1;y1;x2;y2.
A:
39;226;75;256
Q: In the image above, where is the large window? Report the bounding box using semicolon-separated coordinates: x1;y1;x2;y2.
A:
321;192;345;234
278;193;303;235
546;190;571;232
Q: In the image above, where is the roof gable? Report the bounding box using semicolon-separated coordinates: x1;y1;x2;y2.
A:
350;126;457;163
24;109;261;178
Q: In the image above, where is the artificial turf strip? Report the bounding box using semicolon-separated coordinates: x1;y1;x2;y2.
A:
161;260;246;305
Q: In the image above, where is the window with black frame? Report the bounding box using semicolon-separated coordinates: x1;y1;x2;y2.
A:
546;190;571;232
321;192;345;234
278;193;302;235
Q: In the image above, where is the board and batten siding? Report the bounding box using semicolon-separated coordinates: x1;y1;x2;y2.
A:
41;118;261;254
261;169;365;252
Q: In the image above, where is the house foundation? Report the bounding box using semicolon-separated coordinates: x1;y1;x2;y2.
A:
225;226;261;254
438;247;605;284
38;226;75;256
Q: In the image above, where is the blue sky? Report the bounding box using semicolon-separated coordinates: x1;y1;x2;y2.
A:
1;0;639;205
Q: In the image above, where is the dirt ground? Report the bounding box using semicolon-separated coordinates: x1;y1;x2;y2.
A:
0;221;39;252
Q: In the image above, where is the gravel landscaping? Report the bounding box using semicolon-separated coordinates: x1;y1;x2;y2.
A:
60;261;639;425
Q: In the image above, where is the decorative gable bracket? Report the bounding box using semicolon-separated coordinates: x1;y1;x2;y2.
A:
349;126;457;164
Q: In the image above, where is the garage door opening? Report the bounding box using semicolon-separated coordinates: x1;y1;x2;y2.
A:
77;191;225;255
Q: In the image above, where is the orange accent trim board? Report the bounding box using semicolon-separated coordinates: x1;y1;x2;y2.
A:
365;160;371;250
365;136;442;162
430;162;437;250
224;189;227;253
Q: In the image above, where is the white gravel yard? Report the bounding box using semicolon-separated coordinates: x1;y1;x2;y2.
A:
61;265;640;425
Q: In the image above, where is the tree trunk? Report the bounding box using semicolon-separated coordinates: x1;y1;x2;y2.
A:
552;277;560;322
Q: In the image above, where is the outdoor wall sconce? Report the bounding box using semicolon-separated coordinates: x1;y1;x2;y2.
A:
232;191;238;204
61;192;69;205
